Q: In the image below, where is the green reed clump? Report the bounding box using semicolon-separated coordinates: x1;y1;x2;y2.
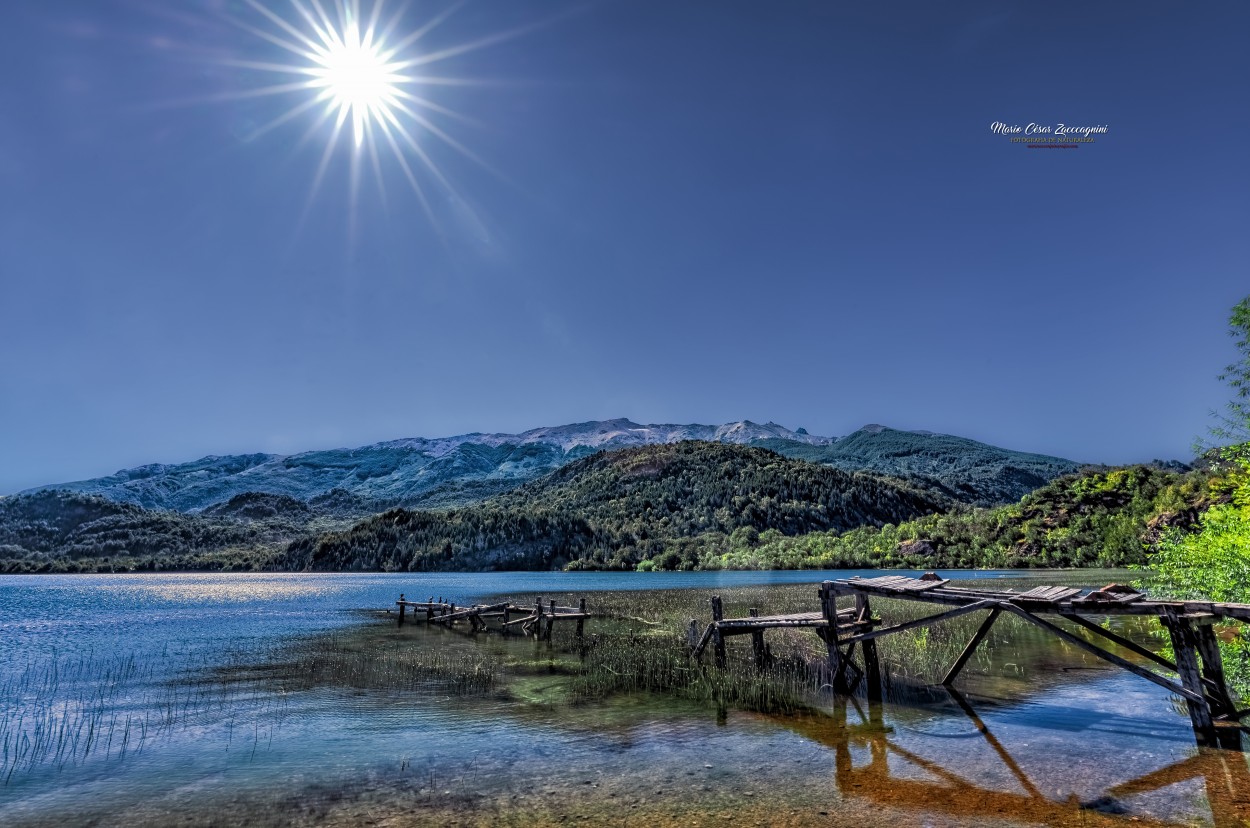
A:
566;629;821;714
258;633;502;696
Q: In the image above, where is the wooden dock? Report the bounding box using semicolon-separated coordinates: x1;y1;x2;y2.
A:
692;575;1249;747
394;593;590;640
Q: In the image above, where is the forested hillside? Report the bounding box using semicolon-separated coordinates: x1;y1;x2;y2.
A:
757;425;1085;506
279;442;953;572
0;491;303;572
680;464;1216;570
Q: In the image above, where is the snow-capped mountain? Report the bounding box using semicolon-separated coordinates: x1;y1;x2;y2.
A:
22;419;1080;513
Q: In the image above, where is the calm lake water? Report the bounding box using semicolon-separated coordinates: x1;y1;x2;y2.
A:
1;570;1247;827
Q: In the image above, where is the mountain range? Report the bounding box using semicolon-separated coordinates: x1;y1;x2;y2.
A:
23;419;1084;513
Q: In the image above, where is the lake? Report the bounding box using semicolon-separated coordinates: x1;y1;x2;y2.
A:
1;570;1247;826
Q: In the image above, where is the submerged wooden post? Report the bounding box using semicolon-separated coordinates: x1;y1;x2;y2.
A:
533;599;543;638
1193;622;1236;718
1162;611;1217;745
819;581;846;691
711;595;726;669
576;597;586;639
547;599;557;640
398;594;406;627
749;608;767;669
942;608;1001;687
856;593;882;700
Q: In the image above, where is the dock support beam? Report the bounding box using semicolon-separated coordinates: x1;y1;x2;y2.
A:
819;581;848;692
942;608;1000;686
398;594;406;627
856;593;882;700
711;596;726;668
1162;611;1221;746
749;608;768;669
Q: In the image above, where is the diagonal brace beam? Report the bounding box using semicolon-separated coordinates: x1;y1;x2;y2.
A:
942;608;1001;686
998;603;1204;704
836;599;1000;646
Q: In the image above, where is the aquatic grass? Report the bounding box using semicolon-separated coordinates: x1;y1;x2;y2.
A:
495;576;1150;712
0;648;284;783
238;632;503;697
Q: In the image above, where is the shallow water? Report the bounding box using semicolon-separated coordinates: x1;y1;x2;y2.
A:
1;570;1247;827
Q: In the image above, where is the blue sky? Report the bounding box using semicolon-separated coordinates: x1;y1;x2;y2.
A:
2;0;1248;493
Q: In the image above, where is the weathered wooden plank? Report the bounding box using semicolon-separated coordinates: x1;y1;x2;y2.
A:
502;613;539;628
432;602;510;624
1015;586;1082;603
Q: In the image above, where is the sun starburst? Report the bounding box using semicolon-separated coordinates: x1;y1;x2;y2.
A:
306;17;406;149
196;0;527;236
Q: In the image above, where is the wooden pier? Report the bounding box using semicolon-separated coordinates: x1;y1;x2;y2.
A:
394;593;590;640
692;575;1249;747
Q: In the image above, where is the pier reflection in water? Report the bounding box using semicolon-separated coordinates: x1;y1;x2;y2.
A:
798;690;1250;828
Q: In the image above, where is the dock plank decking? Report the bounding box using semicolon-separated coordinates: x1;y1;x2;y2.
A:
394;594;590;641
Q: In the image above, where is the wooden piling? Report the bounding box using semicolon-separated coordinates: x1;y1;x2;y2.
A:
576;598;586;639
856;593;882;700
749;608;767;669
398;594;406;627
711;595;726;668
1193;623;1236;718
819;581;846;691
1162;611;1216;745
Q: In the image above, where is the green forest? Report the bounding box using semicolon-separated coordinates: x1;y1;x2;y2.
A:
277;442;952;572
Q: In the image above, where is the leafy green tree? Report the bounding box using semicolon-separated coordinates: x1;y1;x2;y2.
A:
1148;444;1250;694
1202;296;1250;449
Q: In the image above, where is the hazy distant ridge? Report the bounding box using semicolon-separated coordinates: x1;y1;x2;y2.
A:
24;418;1081;512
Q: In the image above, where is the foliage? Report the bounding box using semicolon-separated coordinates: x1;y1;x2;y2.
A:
757;425;1083;507
0;491;308;573
1202;296;1250;449
675;463;1213;571
279;442;953;572
1147;444;1250;695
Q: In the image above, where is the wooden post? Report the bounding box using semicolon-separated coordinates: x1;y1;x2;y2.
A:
576;597;586;639
942;608;1000;686
856;593;882;701
687;619;701;652
502;604;511;634
534;599;543;638
820;581;846;691
711;595;726;669
749;608;767;669
1162;612;1217;745
397;594;406;627
547;599;557;640
1193;624;1236;717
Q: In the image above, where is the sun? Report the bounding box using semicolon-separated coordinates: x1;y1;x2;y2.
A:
306;20;406;148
